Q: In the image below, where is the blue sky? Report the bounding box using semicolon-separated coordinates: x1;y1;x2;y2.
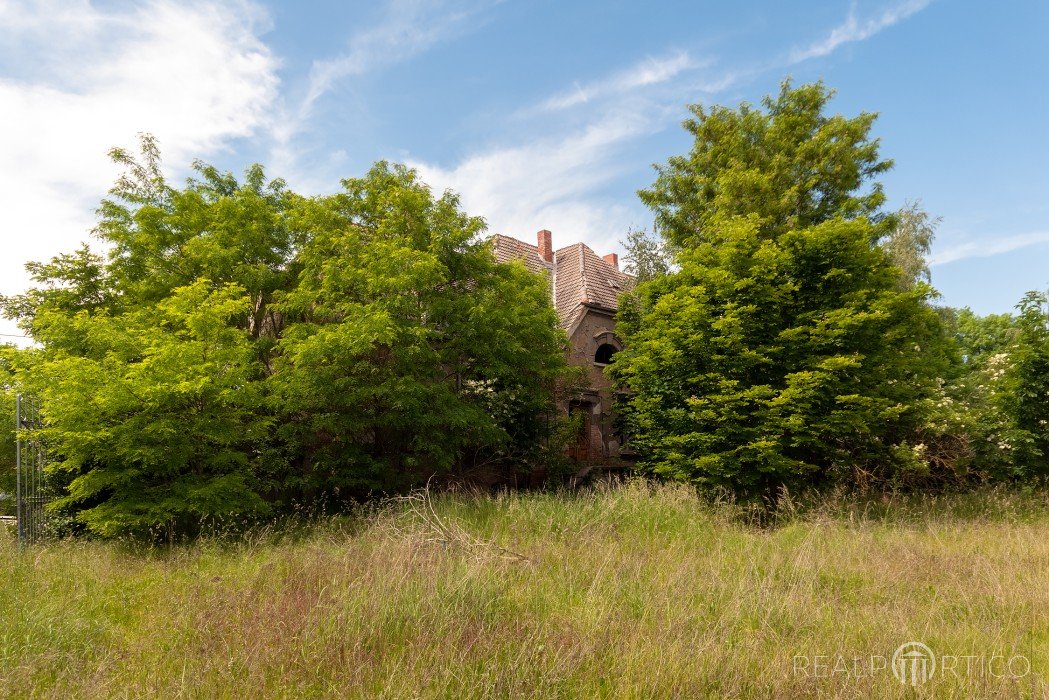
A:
1;0;1047;343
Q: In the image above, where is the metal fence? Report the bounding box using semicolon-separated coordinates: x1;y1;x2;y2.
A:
15;394;51;545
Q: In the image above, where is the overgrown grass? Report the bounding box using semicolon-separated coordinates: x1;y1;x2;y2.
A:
1;482;1046;698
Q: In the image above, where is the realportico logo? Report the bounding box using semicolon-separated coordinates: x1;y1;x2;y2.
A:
892;641;935;685
792;641;1031;686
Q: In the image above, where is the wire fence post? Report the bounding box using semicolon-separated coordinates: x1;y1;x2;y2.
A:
14;394;49;546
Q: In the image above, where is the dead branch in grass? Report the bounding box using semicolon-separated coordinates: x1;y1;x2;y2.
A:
393;477;532;564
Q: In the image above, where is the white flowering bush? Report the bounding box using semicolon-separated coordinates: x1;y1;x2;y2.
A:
918;295;1049;483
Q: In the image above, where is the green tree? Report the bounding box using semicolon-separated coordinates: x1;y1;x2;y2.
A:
0;347;18;513
880;200;940;289
640;80;893;248
613;82;949;495
953;308;1017;365
0;137;291;537
1003;291;1049;475
621;227;677;282
26;281;269;537
2;143;569;535
268;163;568;498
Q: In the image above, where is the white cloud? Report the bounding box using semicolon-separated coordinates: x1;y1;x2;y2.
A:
305;0;495;108
931;231;1049;266
424;0;936;256
0;0;280;343
269;0;498;189
537;50;698;113
789;0;933;63
402;0;939;266
409;109;655;255
408;49;739;255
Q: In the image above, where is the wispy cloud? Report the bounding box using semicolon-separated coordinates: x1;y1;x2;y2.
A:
414;0;935;253
0;0;280;341
303;0;497;111
537;50;699;112
269;0;498;186
789;0;933;63
406;47;742;252
409;109;657;252
931;231;1049;266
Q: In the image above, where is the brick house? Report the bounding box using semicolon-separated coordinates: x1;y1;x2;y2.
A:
491;229;635;472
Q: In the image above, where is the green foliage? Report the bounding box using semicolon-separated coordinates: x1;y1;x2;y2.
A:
621;227;677;282
953;307;1017;364
880;200;939;289
1004;291;1049;474
615;81;952;495
640;79;893;249
0;137;292;537
915;308;1017;480
612;215;947;493
1;141;567;537
0;348;17;510
31;283;269;537
915;301;1048;483
267;162;567;498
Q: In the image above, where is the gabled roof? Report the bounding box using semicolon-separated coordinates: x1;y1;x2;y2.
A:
490;234;551;275
490;233;635;330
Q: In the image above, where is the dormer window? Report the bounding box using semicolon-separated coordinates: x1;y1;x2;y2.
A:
594;343;617;365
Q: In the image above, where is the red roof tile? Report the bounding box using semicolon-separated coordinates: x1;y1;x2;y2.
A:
490;233;634;329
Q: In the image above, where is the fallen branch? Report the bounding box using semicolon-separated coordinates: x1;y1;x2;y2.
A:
393;477;531;564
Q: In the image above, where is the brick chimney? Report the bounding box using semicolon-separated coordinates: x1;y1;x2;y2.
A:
537;229;553;262
603;252;619;269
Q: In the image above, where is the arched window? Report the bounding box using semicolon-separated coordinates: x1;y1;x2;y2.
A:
594;343;617;365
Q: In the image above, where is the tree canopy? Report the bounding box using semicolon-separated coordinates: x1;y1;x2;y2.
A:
613;82;952;495
640;80;893;248
2;82;1044;535
1;142;568;537
267;163;567;499
880;200;939;289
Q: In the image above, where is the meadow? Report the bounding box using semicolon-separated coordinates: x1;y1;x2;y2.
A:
1;482;1046;698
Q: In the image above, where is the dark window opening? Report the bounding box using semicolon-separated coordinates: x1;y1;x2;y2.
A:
594;343;617;365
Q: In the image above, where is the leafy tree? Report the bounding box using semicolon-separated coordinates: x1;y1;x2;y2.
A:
0;137;292;537
2;142;569;535
614;82;949;495
915;301;1049;483
621;227;677;282
0;347;17;512
2;135;296;342
0;247;114;327
640;80;893;248
613;217;946;493
25;282;269;537
880;200;940;289
953;308;1017;365
268;162;568;498
97;135;297;337
1003;291;1049;475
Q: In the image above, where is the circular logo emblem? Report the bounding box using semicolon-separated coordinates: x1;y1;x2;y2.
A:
892;641;936;685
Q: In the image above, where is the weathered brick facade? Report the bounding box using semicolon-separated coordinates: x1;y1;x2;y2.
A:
491;230;635;471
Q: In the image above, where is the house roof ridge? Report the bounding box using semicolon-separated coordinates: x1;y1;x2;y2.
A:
578;243;590;303
551;248;558;308
554;241;591;254
492;231;634;329
491;232;538;248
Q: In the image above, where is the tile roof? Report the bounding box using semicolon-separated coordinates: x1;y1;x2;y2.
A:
489;233;635;329
490;233;550;276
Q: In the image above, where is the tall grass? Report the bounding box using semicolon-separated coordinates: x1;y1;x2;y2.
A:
1;481;1046;698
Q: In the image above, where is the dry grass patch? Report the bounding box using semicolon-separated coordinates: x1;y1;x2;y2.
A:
1;482;1046;698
